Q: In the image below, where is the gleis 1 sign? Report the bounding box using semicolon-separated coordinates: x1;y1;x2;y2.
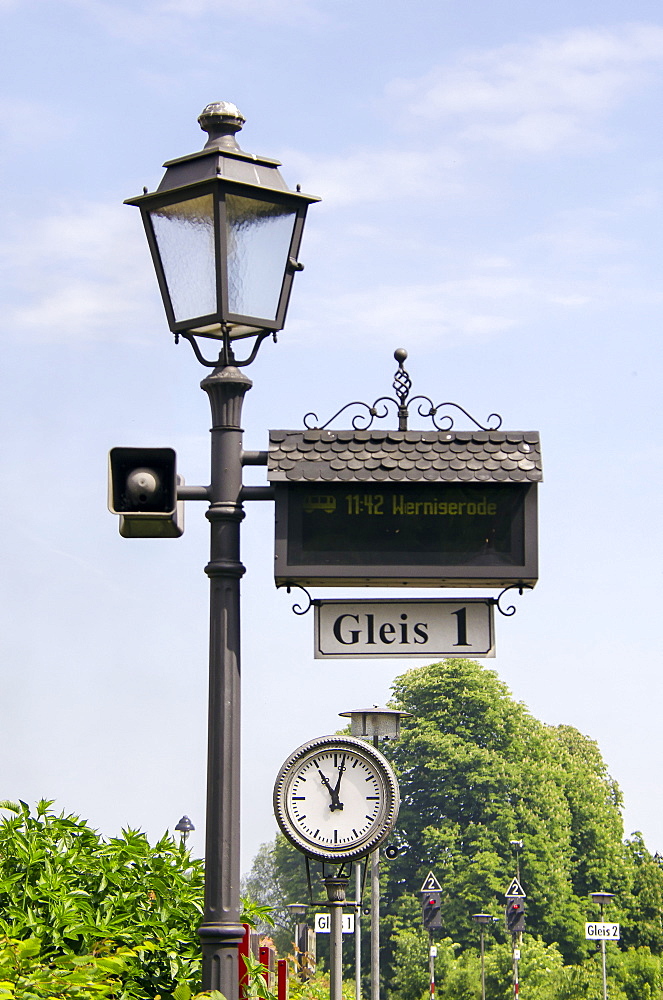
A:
313;599;495;658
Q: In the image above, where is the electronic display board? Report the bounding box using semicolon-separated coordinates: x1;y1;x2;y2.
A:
274;482;538;587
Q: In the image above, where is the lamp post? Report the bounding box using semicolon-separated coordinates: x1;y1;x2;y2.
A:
338;707;411;1000
591;891;615;1000
510;839;523;882
471;914;493;1000
125;102;318;1000
175;814;195;847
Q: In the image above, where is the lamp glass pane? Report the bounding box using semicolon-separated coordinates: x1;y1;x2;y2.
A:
226;194;296;320
150;195;216;322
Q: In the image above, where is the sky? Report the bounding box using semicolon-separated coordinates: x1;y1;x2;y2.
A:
1;0;663;888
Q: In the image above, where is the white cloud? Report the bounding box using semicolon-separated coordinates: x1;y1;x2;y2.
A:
291;271;534;349
284;145;466;208
0;202;158;342
387;24;663;153
282;23;663;209
290;245;645;350
60;0;322;38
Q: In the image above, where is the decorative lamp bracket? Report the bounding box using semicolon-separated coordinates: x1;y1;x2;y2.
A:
179;329;272;369
494;584;534;617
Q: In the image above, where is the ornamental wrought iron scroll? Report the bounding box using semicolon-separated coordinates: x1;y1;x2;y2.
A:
303;348;503;433
280;583;532;617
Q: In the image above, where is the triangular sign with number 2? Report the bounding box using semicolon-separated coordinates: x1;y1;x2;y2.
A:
420;871;443;892
505;877;526;898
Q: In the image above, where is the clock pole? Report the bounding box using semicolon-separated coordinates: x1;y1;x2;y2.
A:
325;875;349;1000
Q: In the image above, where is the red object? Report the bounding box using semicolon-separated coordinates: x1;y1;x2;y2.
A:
238;924;251;996
259;944;276;991
277;958;288;1000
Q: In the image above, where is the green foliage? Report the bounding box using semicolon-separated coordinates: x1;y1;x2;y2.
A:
380;659;645;961
0;935;136;1000
286;972;355;1000
245;659;663;999
610;946;663;1000
382;894;430;1000
0;800;200;1000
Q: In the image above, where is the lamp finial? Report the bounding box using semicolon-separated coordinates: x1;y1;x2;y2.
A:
198;102;246;151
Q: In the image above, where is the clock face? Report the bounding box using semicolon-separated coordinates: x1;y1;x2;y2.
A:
273;735;400;862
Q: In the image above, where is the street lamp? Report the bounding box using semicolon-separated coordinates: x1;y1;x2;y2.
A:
124;103;318;1000
471;914;494;1000
590;892;615;1000
125;100;318;363
510;839;523;881
175;814;195;847
338;707;411;1000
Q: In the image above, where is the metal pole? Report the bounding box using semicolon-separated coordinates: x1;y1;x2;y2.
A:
601;940;607;1000
428;937;435;1000
371;849;380;1000
197;363;252;999
599;902;608;1000
326;876;348;1000
370;734;380;1000
512;934;519;999
480;928;486;1000
355;862;362;1000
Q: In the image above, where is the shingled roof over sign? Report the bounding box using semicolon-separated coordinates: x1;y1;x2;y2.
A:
267;430;542;484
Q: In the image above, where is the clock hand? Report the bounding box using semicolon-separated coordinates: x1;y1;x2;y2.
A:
331;755;346;810
317;768;339;806
317;765;343;812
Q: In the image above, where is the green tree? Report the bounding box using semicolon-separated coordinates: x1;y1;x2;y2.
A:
381;659;632;962
610;945;663;1000
619;835;663;951
245;659;663;996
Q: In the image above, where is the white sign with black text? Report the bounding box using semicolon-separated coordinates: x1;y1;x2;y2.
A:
314;913;355;934
585;922;620;940
313;599;495;658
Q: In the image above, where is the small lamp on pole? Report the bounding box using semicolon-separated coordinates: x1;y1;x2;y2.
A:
338;707;411;1000
590;891;615;1000
175;815;195;847
471;914;494;1000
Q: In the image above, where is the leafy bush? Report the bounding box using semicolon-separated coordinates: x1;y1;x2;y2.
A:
0;936;134;1000
0;800;204;1000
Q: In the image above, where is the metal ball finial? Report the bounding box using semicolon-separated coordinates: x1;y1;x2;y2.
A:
394;348;408;364
198;102;246;150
